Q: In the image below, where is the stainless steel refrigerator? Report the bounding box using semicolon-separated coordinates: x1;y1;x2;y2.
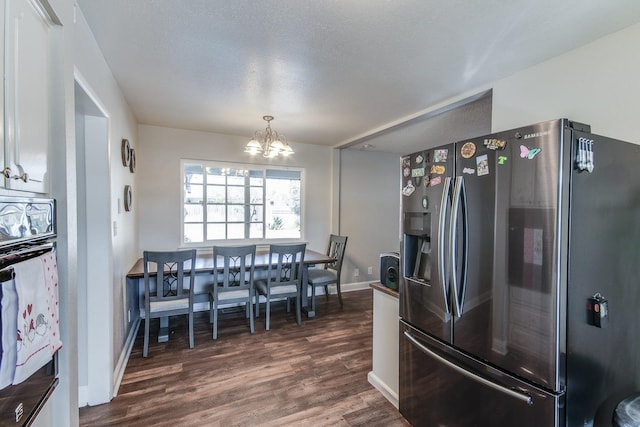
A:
399;118;640;426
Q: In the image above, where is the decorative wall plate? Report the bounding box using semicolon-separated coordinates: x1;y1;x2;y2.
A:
124;185;132;211
121;139;131;166
129;149;136;173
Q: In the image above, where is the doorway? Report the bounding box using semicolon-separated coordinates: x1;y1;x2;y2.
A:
74;79;114;405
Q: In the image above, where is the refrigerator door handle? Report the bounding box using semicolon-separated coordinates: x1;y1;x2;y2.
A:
438;177;452;313
403;331;534;406
449;176;468;317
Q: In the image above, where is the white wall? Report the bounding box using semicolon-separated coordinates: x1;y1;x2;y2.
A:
491;22;640;143
339;149;400;283
73;8;139;405
137;125;333;253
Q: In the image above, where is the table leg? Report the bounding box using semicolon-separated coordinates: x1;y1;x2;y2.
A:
301;264;315;318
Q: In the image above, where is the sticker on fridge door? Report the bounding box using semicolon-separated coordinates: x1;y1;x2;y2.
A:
460;142;476;159
484;138;506;150
411;167;425;177
433;149;448;162
476;154;489;176
429;176;442;187
430;165;446;175
462;167;475;175
402;180;416;196
520;145;542;160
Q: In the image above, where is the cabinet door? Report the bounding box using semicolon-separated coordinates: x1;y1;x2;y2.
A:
5;0;55;193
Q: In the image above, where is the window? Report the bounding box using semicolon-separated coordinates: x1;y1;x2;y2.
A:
182;160;302;244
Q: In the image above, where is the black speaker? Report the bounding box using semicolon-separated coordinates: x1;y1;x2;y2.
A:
380;252;400;290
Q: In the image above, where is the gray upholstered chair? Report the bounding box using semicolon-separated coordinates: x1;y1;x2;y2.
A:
255;243;306;330
209;245;256;339
143;249;197;357
308;234;348;311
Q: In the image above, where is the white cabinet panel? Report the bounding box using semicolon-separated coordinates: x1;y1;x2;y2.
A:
4;0;56;193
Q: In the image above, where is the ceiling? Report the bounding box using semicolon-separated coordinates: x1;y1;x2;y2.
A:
77;1;640;153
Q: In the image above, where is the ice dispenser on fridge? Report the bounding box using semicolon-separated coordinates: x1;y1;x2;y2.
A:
403;212;431;283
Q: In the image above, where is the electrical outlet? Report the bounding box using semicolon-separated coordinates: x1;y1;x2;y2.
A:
368;266;373;275
354;268;360;277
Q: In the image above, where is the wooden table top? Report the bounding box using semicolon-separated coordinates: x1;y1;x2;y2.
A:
126;248;334;279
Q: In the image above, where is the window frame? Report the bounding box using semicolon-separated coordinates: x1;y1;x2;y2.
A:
180;159;305;247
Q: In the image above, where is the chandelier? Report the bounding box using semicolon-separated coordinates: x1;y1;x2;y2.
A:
244;115;294;158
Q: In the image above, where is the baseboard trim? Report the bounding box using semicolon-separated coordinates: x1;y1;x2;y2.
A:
112;318;140;398
367;371;399;408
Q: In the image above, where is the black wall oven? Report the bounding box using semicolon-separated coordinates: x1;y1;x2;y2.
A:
0;197;58;426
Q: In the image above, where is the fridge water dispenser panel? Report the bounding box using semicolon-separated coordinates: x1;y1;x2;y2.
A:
404;212;430;237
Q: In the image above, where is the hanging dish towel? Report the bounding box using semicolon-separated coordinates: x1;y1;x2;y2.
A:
12;255;53;385
0;278;18;390
41;251;62;354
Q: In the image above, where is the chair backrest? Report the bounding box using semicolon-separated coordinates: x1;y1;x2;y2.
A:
143;249;196;306
325;234;348;274
267;243;306;287
213;245;256;296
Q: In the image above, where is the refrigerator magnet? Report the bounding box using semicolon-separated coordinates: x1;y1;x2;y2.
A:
429;176;442;187
460;142;476;158
423;176;430;187
430;165;446;175
498;156;508;165
415;154;424;164
403;167;410;177
520;145;542;159
411;167;425;177
434;149;448;162
402;180;416;196
422;196;428;209
484;138;506;150
463;167;475;175
476;154;489;176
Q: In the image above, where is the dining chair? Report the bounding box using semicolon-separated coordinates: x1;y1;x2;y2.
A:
210;245;256;339
308;234;348;311
255;243;306;330
143;249;196;358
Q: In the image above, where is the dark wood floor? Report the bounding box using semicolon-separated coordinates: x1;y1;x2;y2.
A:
79;289;410;426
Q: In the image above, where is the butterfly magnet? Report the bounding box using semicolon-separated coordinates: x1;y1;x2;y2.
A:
520;145;542;160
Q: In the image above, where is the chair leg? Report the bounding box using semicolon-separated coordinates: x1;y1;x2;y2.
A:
265;296;270;331
209;294;214;323
324;285;329;301
248;299;255;334
213;304;219;340
143;317;150;358
255;290;260;317
286;297;291;313
189;310;194;349
337;281;343;307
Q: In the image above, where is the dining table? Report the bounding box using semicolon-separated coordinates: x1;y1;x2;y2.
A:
125;247;336;342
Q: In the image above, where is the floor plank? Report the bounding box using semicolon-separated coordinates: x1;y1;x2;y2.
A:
79;289;409;426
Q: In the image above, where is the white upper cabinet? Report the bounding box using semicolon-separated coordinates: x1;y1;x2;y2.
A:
4;0;60;193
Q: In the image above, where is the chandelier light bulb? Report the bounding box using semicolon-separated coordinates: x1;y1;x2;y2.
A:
244;115;293;158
